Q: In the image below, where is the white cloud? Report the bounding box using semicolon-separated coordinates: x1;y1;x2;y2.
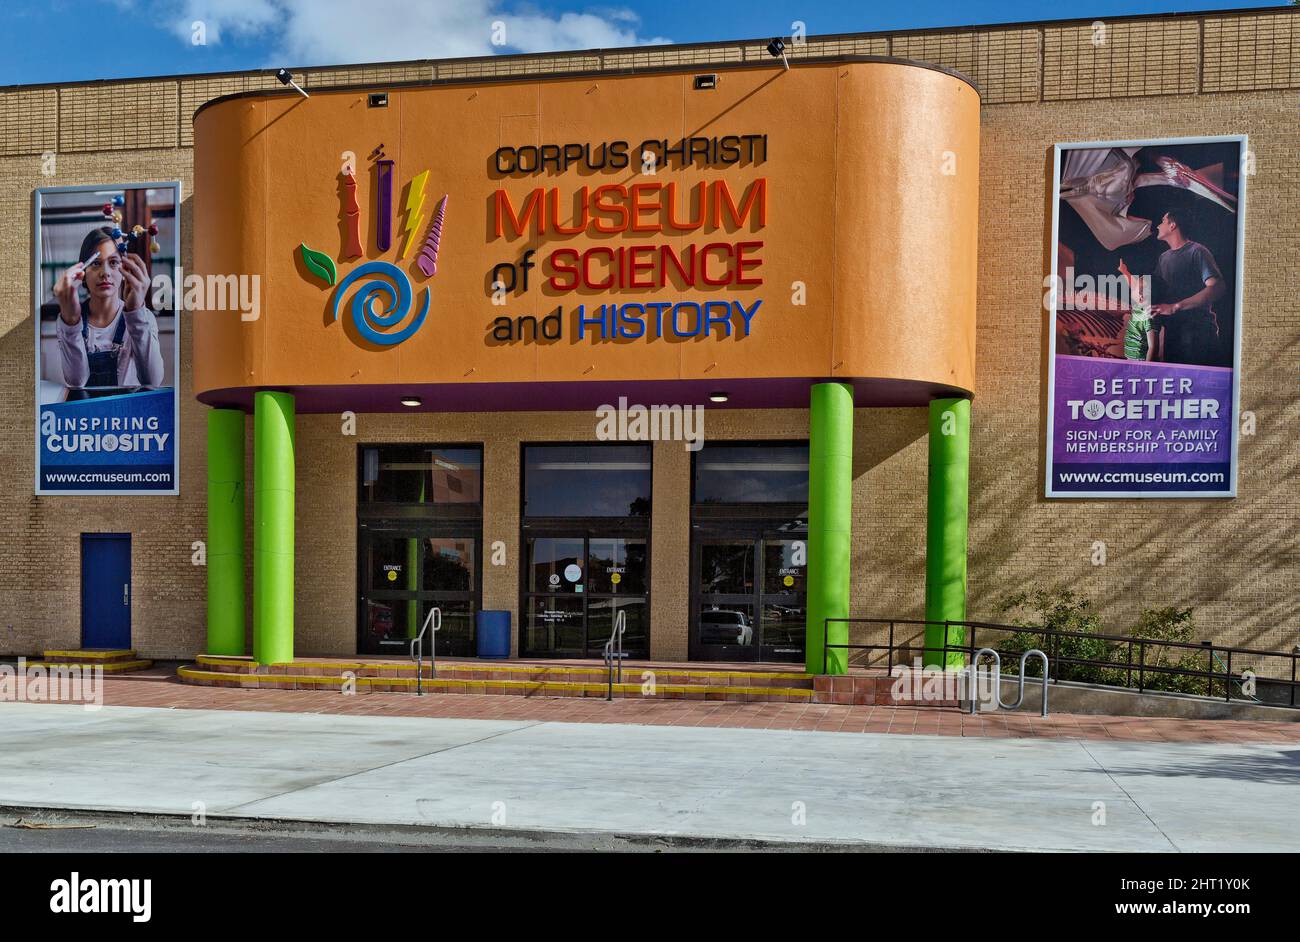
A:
167;0;280;46
497;10;670;54
167;0;670;66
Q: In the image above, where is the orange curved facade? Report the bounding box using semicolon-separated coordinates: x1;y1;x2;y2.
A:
192;58;979;410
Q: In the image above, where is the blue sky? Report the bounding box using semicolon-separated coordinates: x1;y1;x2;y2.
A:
0;0;1287;87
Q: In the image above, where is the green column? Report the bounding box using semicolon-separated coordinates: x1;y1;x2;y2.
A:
253;391;295;665
806;382;854;675
206;409;246;655
924;397;971;668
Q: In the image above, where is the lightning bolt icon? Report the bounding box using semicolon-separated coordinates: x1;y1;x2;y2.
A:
401;170;429;260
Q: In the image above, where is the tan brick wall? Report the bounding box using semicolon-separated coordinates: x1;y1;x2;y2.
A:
0;149;202;659
0;9;1296;660
648;438;691;661
973;88;1300;653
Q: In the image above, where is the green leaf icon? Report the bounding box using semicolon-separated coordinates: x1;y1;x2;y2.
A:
300;242;337;286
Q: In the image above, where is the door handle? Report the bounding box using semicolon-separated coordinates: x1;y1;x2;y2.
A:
123;583;129;606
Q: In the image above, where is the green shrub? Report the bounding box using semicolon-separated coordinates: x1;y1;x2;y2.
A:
985;590;1216;696
1126;606;1212;696
993;587;1119;684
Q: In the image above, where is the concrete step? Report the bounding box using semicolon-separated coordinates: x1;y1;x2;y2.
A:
42;649;139;663
31;658;154;674
191;654;813;689
178;663;812;701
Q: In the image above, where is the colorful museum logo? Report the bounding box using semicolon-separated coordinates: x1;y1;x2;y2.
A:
298;147;447;348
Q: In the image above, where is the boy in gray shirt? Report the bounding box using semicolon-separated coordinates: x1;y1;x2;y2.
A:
1150;210;1225;366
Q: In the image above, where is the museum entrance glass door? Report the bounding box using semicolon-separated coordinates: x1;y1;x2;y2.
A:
689;442;809;663
356;445;482;656
520;444;652;658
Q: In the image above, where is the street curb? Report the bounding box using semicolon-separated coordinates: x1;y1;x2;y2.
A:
0;803;1005;853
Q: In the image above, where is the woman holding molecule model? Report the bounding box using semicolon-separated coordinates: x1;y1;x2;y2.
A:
51;225;164;390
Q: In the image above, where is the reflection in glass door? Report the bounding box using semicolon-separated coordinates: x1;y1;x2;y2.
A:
524;535;585;656
523;533;648;658
691;530;806;662
356;444;482;658
358;524;478;656
695;539;757;652
759;538;807;659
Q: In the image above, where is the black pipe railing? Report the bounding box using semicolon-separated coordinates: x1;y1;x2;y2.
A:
822;617;1299;708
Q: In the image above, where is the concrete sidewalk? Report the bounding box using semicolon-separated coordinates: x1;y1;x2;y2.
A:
1;702;1296;851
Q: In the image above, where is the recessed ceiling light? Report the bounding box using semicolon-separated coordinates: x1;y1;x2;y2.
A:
708;391;729;403
400;396;422;407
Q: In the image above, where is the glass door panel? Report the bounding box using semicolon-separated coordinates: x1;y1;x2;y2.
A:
760;538;806;660
424;537;475;592
527;537;586;594
585;537;648;658
359;526;478;656
697;603;756;648
587;537;646;595
361;532;422;652
523;535;587;657
691;531;805;662
431;597;474;657
699;540;754;595
525;595;585;656
693;538;759;659
588;596;649;659
363;597;419;650
522;533;649;658
364;534;420;595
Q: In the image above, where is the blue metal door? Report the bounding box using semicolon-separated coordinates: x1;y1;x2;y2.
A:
81;534;131;649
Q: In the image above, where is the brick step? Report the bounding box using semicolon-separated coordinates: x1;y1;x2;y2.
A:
192;655;813;689
177;664;812;701
813;671;961;707
30;659;154;674
42;649;139;663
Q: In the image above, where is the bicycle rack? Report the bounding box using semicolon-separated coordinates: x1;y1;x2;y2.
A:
967;647;1050;716
410;606;441;696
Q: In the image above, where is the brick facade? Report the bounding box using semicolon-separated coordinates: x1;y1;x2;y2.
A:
1;8;1296;659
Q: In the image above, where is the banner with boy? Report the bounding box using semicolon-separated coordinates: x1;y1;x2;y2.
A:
1045;136;1245;498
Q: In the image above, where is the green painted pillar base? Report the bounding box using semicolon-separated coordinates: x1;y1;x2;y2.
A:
924;398;971;669
253;391;295;665
206;409;246;655
806;382;854;675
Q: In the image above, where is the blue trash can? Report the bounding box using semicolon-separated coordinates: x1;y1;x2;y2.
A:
476;610;511;659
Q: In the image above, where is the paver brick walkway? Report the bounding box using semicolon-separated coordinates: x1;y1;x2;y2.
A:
53;666;1300;744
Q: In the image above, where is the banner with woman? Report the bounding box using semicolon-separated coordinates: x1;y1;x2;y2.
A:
33;183;181;494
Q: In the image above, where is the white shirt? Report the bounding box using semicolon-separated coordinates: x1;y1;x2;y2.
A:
56;300;165;388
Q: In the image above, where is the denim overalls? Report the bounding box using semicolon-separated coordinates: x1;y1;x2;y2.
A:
80;301;127;387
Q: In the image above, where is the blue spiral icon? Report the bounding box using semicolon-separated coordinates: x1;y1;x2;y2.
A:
330;260;430;346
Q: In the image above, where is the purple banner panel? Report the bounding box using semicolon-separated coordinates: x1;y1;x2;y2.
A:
1050;354;1233;494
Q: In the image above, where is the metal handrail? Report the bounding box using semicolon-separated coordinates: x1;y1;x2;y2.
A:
821;617;1300;708
410;606;441;696
967;647;1049;716
828;616;1298;660
1211;649;1259;702
603;610;626;701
